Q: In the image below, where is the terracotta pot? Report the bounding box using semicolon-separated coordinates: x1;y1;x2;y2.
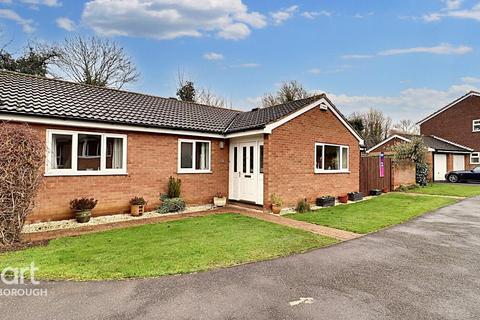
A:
75;209;91;223
338;195;349;204
131;205;144;216
271;204;282;214
213;197;227;207
382;188;388;193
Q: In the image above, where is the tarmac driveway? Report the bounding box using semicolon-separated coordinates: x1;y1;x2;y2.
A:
2;197;480;320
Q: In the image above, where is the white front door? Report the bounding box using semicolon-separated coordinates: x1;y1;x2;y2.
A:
453;155;465;171
434;154;447;181
229;138;263;204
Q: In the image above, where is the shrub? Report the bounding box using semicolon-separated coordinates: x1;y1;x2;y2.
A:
396;184;418;192
215;192;225;198
157;197;186;214
295;198;311;213
416;163;429;186
129;196;147;206
0;123;44;246
271;193;283;206
70;198;98;211
167;176;181;198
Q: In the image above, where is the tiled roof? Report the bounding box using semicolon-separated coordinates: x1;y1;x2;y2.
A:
0;71;327;135
398;134;472;152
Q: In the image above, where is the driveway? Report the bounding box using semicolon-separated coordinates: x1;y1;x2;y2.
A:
2;197;480;320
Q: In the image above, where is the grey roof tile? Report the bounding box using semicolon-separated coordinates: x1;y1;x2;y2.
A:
398;133;471;152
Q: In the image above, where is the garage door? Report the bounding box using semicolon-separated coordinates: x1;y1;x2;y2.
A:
453;155;465;171
434;154;447;181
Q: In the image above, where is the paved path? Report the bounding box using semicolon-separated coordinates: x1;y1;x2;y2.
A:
3;197;480;320
238;210;362;241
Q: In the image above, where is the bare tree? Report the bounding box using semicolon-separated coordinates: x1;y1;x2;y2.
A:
360;108;392;148
391;119;419;135
197;88;232;109
262;80;313;107
52;36;139;89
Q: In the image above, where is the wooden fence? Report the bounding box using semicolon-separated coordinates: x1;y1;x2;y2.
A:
360;156;392;195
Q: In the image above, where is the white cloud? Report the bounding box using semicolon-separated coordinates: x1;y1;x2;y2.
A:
203;52;224;60
270;5;298;25
301;10;331;19
20;0;61;7
423;1;480;22
461;76;480;84
307;65;351;75
326;82;480;121
353;12;374;19
56;17;75;31
82;0;267;41
230;63;260;68
0;9;34;33
343;43;472;59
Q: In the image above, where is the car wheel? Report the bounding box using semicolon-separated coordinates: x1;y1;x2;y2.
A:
448;174;459;183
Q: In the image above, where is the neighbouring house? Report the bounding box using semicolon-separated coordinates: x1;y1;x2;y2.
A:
0;71;364;222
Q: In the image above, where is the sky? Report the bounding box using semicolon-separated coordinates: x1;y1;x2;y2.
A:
0;0;480;123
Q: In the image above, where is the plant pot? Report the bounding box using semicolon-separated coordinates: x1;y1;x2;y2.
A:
75;210;91;223
370;189;382;196
348;192;363;202
316;196;335;207
131;204;144;216
338;195;349;204
271;204;282;214
382;188;388;194
213;197;227;207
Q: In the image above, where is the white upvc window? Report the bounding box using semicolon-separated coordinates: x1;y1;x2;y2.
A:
46;129;127;176
473;120;480;132
470;152;480;164
178;139;211;173
314;143;349;173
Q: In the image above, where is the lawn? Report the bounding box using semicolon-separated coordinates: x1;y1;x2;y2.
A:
286;193;456;234
0;214;336;281
406;183;480;197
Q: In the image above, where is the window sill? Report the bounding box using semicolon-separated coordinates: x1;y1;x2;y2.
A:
314;170;350;174
177;170;212;174
44;172;128;177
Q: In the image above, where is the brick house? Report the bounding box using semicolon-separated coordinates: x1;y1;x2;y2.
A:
0;71;364;222
366;134;472;181
367;91;480;182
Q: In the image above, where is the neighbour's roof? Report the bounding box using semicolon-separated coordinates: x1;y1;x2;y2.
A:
0;71;330;135
398;134;472;153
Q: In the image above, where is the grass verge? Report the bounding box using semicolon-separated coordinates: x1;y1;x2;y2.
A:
406;183;480;197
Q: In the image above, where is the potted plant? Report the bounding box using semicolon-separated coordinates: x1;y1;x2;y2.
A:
338;194;349;204
271;193;283;214
130;196;147;216
70;197;97;223
316;196;335;207
348;192;363;202
382;187;388;194
213;192;227;207
370;189;382;196
295;198;311;213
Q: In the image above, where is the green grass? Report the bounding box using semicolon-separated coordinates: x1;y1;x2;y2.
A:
286;193;456;234
406;183;480;197
0;214;336;281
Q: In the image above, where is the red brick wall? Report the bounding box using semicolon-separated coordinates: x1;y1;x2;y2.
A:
263;107;360;208
392;161;416;189
28;124;229;222
421;95;480;169
368;137;405;155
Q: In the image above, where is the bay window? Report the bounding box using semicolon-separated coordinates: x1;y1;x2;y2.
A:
178;139;211;173
315;143;349;173
46;129;127;176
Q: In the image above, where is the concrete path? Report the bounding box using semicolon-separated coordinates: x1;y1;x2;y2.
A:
2;197;480;320
238;210;362;241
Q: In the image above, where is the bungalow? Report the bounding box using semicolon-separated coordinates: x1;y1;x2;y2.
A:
366;133;472;181
0;71;364;222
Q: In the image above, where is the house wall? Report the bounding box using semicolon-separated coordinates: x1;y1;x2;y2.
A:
263;106;360;208
420;95;480;169
27;123;229;222
368;137;405;155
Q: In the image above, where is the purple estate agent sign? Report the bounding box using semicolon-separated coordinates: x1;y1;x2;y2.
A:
379;153;385;178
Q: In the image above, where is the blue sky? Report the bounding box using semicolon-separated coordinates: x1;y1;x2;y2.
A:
1;0;480;122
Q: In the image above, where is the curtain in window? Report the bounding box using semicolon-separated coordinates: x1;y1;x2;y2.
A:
51;135;58;169
112;138;123;169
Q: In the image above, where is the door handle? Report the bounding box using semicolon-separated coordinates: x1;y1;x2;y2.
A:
245;175;251;178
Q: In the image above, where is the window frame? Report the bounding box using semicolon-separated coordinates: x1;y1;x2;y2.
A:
45;129;127;176
177;138;212;174
470;152;480;165
473;119;480;132
314;143;350;174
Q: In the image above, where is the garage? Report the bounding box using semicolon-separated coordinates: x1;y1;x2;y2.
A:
434;154;447;181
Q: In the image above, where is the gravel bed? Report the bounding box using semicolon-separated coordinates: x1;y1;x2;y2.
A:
22;204;214;234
